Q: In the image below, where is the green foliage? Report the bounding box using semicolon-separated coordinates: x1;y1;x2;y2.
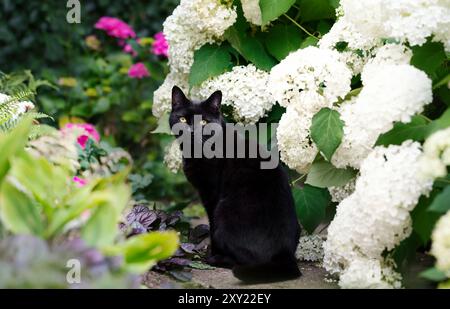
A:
189;44;232;87
429;186;450;213
224;17;276;71
305;161;357;188
411;41;446;77
0;181;44;236
105;231;179;273
293;184;331;233
297;0;336;22
0;0;180;72
259;0;296;25
377;108;450;146
0;71;54;136
310;108;344;161
376;116;430;146
411;193;441;245
264;24;303;61
152;113;172;134
419;267;447;282
0;118;32;183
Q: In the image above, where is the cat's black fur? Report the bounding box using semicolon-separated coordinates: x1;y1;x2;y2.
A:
169;86;301;283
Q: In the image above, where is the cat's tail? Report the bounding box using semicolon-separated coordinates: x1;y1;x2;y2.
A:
232;255;301;283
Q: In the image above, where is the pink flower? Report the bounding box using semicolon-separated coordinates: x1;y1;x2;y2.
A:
128;62;150;79
151;32;168;58
62;123;100;149
123;43;137;57
95;17;136;39
73;176;88;187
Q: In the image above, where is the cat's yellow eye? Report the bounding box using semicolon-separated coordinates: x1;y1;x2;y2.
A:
199;119;208;125
179;116;187;123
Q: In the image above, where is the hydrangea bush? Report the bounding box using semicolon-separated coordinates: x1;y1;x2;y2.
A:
154;0;450;288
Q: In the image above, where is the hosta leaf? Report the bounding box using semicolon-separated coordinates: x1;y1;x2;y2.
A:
310;108;344;161
81;204;118;247
260;0;296;25
305;161;357;188
0;180;44;236
106;231;179;273
0;118;31;182
189;44;231;87
293;185;331;234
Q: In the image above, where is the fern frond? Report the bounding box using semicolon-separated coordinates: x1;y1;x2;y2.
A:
28;124;58;140
0;90;35;126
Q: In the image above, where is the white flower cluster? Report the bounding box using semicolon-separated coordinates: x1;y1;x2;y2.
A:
329;179;356;203
196;65;274;124
338;258;402;289
152;71;189;118
270;47;352;172
296;235;325;262
418;127;450;180
153;0;236;118
163;0;237;74
276;106;317;173
318;17;380;74
164;140;183;173
339;0;450;52
332;64;432;169
324;141;433;288
268;46;352;113
431;210;450;276
240;0;262;25
0;93;35;123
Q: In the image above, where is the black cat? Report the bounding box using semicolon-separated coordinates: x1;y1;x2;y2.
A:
169;86;301;283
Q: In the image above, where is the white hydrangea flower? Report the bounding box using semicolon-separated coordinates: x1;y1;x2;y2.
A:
276;106;318;174
339;258;402;289
431;211;450;276
195;65;274;124
340;0;450;51
296;235;325;262
163;0;237;74
332;64;432;169
324;141;433;288
363;43;412;75
329;179;356;203
0;93;35;122
240;0;262;25
164;140;183;173
268;46;352;114
418;127;450;180
152;71;189;118
318;17;381;74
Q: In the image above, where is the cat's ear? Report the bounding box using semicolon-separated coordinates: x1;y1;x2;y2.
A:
172;86;188;110
203;90;222;113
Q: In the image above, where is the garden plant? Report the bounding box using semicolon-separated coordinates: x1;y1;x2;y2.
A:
0;0;449;290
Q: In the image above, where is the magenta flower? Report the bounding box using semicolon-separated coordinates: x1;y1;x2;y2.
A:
62;123;101;149
128;62;150;79
73;176;88;187
95;17;136;39
123;43;137;57
151;32;169;58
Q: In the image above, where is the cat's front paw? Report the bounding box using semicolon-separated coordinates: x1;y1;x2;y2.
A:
206;254;235;269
